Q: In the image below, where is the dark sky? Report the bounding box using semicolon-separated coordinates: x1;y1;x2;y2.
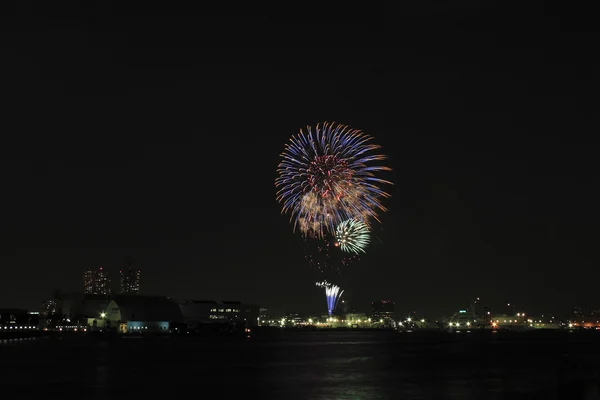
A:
1;2;597;318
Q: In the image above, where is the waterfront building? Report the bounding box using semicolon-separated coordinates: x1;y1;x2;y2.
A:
85;295;183;333
178;300;260;330
371;300;395;321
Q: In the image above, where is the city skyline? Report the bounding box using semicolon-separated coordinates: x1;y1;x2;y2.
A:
80;265;141;296
1;4;597;317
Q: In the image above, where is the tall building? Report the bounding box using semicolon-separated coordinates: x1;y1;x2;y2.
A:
372;300;395;320
471;297;482;317
40;300;57;317
83;267;111;295
120;266;140;294
83;269;94;294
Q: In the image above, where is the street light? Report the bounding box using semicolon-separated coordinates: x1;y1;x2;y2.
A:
100;312;106;318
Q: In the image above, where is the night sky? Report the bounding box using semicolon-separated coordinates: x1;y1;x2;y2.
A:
1;3;597;318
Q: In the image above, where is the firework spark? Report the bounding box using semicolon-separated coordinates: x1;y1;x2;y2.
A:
335;219;370;254
316;281;344;316
275;122;392;238
303;234;359;273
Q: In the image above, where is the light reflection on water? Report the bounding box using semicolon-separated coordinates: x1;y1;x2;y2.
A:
2;331;600;399
0;337;37;346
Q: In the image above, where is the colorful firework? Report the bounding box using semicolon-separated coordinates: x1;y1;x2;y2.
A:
335;219;370;254
316;281;344;316
275;122;392;238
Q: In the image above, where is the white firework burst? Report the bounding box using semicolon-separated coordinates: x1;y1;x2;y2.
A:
335;219;370;254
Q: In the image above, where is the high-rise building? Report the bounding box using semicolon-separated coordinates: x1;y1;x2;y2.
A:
83;267;111;295
83;269;94;294
120;266;140;294
372;300;395;320
472;297;482;317
40;300;57;317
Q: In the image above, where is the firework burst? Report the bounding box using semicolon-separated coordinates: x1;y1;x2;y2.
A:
316;281;344;316
335;219;370;254
275;122;392;238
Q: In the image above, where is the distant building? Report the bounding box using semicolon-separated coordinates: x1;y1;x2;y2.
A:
471;297;483;317
83;269;94;294
86;295;183;333
83;267;111;295
490;314;559;330
178;300;260;330
285;312;303;324
119;266;140;295
340;299;356;315
259;308;283;326
40;300;57;317
342;313;371;328
447;309;478;328
371;300;395;321
0;309;34;327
